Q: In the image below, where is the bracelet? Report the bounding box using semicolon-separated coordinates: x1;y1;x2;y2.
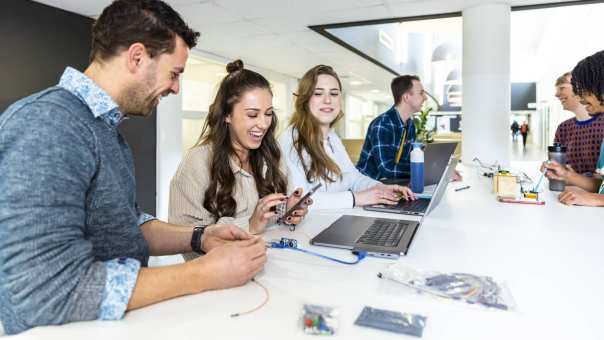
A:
349;190;356;207
191;226;206;255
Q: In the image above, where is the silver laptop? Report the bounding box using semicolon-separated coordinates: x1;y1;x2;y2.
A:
424;142;457;185
310;215;420;259
363;156;458;216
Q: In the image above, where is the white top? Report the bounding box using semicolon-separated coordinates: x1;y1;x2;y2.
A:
278;126;379;209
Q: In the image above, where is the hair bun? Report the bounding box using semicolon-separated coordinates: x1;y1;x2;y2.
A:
226;59;244;74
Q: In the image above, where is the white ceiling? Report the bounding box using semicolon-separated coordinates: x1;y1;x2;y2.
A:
34;0;582;102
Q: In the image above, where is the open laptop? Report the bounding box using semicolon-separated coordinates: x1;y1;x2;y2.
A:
423;142;457;185
364;156;458;216
381;142;457;186
310;215;420;258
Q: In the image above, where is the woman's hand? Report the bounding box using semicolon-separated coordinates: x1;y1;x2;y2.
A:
354;184;416;207
282;187;312;226
249;193;287;234
541;160;575;182
559;190;604;206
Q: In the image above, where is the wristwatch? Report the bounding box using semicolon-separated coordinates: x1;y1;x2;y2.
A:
191;226;206;255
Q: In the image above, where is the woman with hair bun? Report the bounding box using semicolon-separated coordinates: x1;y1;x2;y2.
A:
169;60;310;258
279;65;415;210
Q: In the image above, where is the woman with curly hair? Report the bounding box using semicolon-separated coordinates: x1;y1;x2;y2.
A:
169;60;310;256
543;50;604;207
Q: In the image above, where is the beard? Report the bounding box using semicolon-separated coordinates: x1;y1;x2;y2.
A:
119;65;160;117
120;86;157;117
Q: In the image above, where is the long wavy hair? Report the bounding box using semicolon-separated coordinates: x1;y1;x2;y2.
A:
197;59;287;220
289;65;344;183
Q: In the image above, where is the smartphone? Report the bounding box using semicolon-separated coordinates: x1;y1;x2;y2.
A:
282;183;322;219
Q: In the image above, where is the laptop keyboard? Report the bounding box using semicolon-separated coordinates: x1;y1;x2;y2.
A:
398;198;430;212
356;219;409;247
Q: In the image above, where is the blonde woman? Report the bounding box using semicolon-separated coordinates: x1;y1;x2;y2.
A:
279;65;415;210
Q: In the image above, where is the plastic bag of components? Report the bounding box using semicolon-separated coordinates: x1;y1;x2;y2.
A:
378;263;515;311
301;304;339;335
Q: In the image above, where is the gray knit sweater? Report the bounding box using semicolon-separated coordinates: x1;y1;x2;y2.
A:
0;87;149;334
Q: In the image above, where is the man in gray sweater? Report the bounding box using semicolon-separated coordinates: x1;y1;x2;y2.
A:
0;0;266;334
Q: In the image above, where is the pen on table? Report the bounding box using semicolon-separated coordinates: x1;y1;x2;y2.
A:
454;185;470;192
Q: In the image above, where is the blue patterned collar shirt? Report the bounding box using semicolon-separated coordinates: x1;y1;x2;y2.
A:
58;66;154;319
58;66;125;126
58;67;152;225
356;106;416;180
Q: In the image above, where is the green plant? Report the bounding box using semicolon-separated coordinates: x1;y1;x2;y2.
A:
413;102;435;144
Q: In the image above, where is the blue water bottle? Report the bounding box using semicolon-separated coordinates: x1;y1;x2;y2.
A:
410;142;424;193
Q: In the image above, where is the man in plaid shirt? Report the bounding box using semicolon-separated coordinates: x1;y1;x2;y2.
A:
357;75;426;180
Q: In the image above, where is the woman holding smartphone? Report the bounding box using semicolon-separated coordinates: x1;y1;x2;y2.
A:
278;65;415;210
169;60;310;247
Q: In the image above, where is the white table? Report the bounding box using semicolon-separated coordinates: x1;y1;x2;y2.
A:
13;162;604;339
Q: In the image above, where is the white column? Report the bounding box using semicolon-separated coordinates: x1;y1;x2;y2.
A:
462;3;511;165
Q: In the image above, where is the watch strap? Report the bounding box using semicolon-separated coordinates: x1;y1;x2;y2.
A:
191;226;206;255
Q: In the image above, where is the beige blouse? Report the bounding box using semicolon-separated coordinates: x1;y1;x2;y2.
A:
169;143;291;234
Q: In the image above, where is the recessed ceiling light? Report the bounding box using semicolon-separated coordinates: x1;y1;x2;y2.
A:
370;89;380;93
350;80;362;86
216;72;227;77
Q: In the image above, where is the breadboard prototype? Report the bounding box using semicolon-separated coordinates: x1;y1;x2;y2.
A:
492;172;518;199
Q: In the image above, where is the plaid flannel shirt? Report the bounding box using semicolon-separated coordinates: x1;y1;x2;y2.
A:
356;106;416;180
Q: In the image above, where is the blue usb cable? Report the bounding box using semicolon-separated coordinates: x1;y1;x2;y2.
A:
267;238;367;265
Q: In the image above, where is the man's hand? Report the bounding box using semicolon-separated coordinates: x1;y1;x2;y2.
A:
452;169;462;181
558;191;604;206
193;237;267;291
127;234;266;311
355;183;415;206
201;224;253;252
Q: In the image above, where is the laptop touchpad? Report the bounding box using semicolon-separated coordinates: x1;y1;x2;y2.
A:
320;215;369;244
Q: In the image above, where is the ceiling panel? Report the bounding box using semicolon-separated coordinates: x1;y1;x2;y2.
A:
33;0;111;16
356;0;386;6
309;4;392;25
249;16;313;34
213;0;303;20
176;2;240;27
281;32;345;54
197;20;271;39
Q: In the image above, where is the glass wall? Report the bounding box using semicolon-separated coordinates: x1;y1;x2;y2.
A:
326;15;463;141
510;2;604;160
327;16;463;113
343;94;378;138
